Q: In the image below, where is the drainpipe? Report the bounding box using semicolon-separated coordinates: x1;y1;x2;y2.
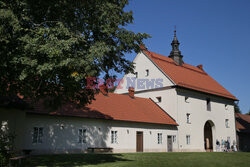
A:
176;89;180;152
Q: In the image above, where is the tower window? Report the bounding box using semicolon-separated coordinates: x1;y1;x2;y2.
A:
145;69;149;76
174;44;178;50
206;98;211;111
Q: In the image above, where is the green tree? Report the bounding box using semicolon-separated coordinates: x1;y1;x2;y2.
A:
0;0;149;106
234;102;241;113
246;109;250;115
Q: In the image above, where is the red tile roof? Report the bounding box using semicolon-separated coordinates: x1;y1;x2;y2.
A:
27;93;178;126
235;113;250;133
142;49;237;100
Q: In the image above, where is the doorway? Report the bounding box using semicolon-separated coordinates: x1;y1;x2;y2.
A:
136;131;143;152
204;121;214;152
167;135;173;152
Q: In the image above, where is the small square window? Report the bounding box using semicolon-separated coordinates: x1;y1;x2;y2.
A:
145;69;149;76
186;113;191;124
172;135;176;143
225;104;228;110
186;135;190;145
185;96;190;103
206;98;211;111
225;119;229;128
135;72;138;78
156;97;162;103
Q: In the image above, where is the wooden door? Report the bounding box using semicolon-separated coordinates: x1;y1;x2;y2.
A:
167;136;173;152
136;131;143;152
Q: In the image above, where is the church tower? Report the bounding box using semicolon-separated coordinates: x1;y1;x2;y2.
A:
168;30;184;65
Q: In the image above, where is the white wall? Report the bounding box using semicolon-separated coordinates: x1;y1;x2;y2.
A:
134;88;178;121
21;114;178;154
176;89;237;151
115;52;174;94
115;51;237;152
130;87;236;152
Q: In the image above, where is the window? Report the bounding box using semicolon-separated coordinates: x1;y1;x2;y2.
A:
111;130;118;144
145;69;149;76
225;119;229;128
186;135;190;145
157;133;162;144
225;104;228;110
156;96;162;103
206;98;211;111
186;113;191;124
32;127;43;143
135;72;138;78
78;129;87;143
185;96;190;103
172;135;176;143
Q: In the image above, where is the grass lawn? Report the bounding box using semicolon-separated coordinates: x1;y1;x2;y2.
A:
22;152;250;167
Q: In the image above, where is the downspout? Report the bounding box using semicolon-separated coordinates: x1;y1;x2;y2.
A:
176;88;180;152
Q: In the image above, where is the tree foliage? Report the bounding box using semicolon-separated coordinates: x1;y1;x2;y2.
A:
0;0;149;106
234;102;241;113
246;109;250;115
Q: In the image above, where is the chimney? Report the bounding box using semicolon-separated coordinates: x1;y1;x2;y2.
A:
99;84;108;95
128;87;135;98
197;64;204;71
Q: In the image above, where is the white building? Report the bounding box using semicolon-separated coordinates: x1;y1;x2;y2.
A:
0;32;237;154
115;31;238;152
0;88;178;154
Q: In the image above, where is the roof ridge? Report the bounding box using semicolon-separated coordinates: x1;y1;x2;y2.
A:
149;98;178;125
178;82;236;99
140;48;237;101
148;51;207;75
106;92;153;101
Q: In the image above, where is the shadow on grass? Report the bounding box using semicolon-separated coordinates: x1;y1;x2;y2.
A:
22;153;131;167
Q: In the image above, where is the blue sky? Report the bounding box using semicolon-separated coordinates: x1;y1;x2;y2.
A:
120;0;250;113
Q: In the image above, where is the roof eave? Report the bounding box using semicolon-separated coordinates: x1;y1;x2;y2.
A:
173;85;238;101
26;111;178;126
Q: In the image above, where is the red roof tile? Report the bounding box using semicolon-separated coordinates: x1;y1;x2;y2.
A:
235;113;250;133
142;49;237;100
28;93;178;126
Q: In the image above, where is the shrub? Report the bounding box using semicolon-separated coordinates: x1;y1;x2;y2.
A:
0;121;15;166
